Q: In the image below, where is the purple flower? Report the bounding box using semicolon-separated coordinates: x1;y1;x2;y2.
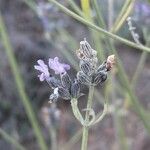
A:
34;59;50;81
49;57;70;74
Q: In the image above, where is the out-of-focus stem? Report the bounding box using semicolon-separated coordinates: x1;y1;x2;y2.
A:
68;0;83;16
0;12;48;150
112;1;135;33
0;128;25;150
48;122;57;150
111;0;132;32
108;0;114;30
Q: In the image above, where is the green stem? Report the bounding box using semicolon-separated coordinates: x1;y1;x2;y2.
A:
48;0;150;53
81;85;94;150
71;98;84;125
131;51;147;87
111;0;132;32
81;0;91;19
93;0;106;28
0;12;48;150
111;0;135;33
0;128;26;150
68;0;83;16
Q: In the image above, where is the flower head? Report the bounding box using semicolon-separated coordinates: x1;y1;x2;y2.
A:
34;60;50;81
76;39;115;86
49;57;70;74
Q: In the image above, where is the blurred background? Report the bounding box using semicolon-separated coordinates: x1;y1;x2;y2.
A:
0;0;150;150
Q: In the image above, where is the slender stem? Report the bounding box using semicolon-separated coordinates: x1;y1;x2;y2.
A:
81;0;91;19
71;98;84;124
0;12;48;150
111;0;132;32
93;0;106;28
0;128;26;150
81;85;94;150
111;0;135;33
68;0;83;16
90;103;107;126
48;0;150;53
108;0;114;30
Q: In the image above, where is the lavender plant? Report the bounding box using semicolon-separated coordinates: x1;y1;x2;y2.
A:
34;38;115;150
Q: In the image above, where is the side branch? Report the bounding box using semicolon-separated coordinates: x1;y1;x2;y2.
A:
71;98;85;125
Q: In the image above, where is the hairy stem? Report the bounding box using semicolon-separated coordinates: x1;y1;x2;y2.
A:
71;98;84;125
81;85;94;150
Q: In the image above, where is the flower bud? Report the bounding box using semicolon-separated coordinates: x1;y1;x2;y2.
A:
80;39;93;58
71;79;80;98
97;61;107;72
58;87;71;100
46;76;61;89
60;72;71;89
77;71;91;85
93;71;107;85
106;55;115;71
80;60;94;76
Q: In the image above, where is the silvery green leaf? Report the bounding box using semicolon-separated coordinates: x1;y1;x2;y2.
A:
58;87;71;100
60;72;71;89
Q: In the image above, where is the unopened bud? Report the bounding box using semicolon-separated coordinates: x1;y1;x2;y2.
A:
80;39;93;58
71;79;80;98
77;71;91;85
80;60;94;76
46;76;61;89
58;87;71;100
106;55;115;71
93;71;107;85
60;72;71;89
